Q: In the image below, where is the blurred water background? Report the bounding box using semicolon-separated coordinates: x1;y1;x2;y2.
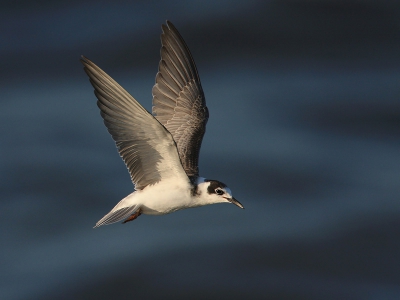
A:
1;1;400;299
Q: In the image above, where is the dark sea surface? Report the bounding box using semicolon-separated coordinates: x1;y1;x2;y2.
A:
1;1;400;299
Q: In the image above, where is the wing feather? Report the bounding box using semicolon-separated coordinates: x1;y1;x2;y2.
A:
81;56;188;190
152;21;209;179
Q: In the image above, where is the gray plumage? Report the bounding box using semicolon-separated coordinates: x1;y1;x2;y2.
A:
80;21;243;228
152;21;209;180
94;205;138;228
81;56;186;190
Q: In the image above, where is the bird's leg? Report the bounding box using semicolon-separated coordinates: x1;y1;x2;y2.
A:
122;209;142;224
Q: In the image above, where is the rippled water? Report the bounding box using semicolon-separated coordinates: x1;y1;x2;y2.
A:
2;2;400;299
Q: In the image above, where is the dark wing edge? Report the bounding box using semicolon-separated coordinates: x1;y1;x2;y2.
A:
152;20;209;180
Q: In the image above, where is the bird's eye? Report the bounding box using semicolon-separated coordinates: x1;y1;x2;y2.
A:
215;188;224;195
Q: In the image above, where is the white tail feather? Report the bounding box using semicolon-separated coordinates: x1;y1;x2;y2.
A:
94;204;139;228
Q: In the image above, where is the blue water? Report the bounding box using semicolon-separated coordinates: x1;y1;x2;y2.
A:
1;2;400;299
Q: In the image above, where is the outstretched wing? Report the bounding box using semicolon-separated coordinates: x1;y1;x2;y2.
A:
152;21;209;179
81;56;188;190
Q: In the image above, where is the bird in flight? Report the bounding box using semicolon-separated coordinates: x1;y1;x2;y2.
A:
81;21;244;228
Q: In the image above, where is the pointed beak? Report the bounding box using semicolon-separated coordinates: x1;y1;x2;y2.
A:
228;197;244;209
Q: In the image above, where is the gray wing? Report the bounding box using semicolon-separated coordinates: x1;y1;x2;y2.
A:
152;21;209;179
81;56;188;190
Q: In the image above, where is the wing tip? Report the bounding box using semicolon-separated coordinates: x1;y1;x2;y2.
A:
162;20;177;35
80;55;90;65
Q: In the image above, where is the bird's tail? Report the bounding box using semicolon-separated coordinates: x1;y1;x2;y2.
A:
94;204;140;228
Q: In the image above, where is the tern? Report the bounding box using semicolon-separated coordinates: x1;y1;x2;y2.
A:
81;21;244;228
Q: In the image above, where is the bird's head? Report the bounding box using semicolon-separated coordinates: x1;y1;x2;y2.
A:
197;178;244;209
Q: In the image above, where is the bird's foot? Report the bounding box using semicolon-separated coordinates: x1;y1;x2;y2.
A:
122;209;142;224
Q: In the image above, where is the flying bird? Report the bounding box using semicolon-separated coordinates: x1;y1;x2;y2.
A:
81;21;244;228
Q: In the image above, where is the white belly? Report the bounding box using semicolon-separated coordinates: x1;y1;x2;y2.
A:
131;178;194;215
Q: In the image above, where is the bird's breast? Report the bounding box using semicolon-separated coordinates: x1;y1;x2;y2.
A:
138;179;194;215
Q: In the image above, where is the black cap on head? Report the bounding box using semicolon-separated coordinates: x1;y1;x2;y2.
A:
205;179;227;194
